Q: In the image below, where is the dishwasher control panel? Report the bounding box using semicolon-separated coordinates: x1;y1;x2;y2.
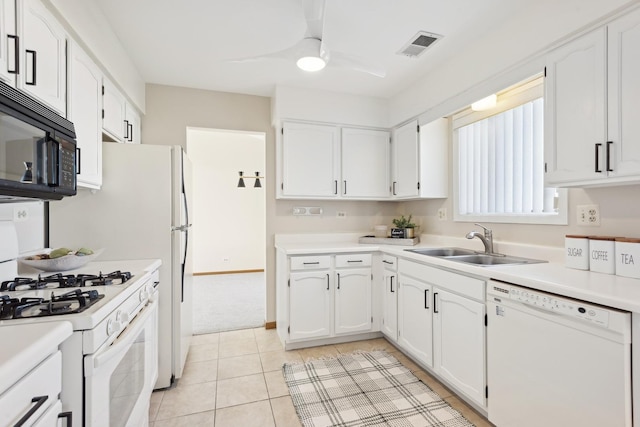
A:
508;287;609;327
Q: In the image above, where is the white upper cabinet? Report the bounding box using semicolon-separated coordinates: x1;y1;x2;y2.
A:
392;120;419;198
341;128;390;198
281;121;340;198
0;0;16;85
546;8;640;187
67;41;102;189
392;118;448;199
18;0;67;115
102;78;126;141
124;102;141;144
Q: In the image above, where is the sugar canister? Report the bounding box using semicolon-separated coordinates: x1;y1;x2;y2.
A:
565;235;589;270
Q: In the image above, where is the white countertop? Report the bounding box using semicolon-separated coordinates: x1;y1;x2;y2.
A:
0;321;72;395
275;234;640;313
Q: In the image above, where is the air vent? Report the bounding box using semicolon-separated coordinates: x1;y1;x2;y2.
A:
397;31;442;58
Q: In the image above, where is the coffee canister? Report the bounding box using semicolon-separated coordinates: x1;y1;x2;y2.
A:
565;235;589;270
589;236;616;274
615;237;640;279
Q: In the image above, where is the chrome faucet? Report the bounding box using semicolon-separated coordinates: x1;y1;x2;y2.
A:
466;223;495;254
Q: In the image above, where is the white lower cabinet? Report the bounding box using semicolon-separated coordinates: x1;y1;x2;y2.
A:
433;288;486;406
397;273;433;368
335;267;372;335
289;270;332;341
397;259;487;409
381;255;398;341
283;253;373;345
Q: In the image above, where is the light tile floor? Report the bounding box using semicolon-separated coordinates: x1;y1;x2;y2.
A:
149;328;494;426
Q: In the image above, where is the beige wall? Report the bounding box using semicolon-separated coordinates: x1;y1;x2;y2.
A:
143;84;400;324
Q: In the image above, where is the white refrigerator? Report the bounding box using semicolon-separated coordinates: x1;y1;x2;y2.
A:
48;142;193;389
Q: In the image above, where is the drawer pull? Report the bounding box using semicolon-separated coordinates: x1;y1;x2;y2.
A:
303;262;320;265
382;260;394;265
14;395;48;427
347;260;363;263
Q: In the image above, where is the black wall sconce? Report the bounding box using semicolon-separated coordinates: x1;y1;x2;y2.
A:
237;171;264;188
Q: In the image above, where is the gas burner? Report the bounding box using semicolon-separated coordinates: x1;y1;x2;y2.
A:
0;289;105;319
0;271;133;291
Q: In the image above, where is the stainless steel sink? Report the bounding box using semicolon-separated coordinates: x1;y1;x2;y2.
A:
445;253;546;266
405;247;546;266
405;247;476;257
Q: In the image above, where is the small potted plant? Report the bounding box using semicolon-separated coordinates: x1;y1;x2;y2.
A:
391;214;417;238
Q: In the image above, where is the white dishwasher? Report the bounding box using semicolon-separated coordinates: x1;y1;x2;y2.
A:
486;279;632;427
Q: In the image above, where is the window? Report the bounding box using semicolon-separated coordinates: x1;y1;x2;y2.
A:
452;76;567;225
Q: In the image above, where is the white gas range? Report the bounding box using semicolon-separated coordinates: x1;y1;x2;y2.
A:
0;223;161;427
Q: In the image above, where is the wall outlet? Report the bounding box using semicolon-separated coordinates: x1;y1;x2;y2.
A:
577;204;600;226
336;211;347;218
223;257;230;262
437;208;447;221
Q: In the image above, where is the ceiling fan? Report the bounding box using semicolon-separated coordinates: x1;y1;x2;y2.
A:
232;0;386;77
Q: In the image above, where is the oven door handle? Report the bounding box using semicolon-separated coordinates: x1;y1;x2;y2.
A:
86;300;157;374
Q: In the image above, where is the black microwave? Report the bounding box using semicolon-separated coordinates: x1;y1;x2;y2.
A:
0;80;77;201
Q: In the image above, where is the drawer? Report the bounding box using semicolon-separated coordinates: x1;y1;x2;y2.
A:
399;259;485;301
381;254;397;271
290;255;331;270
335;253;372;268
0;351;61;427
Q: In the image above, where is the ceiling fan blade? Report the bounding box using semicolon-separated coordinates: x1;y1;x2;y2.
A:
329;51;387;78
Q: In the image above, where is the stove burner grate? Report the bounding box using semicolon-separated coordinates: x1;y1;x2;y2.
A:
1;270;133;291
0;289;105;319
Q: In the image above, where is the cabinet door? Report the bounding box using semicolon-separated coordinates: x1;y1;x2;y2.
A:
392;120;419;198
335;268;372;335
18;0;66;115
0;0;16;85
102;78;126;141
68;42;102;189
433;289;485;407
381;268;397;341
418;118;448;198
282;122;339;197
289;271;331;340
397;274;433;368
125;103;141;144
608;8;640;178
544;28;607;186
341;128;390;198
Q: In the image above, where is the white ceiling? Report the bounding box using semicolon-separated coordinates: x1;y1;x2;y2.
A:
92;0;531;99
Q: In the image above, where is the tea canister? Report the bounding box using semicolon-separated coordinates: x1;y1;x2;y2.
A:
589;236;616;275
565;235;589;270
615;237;640;279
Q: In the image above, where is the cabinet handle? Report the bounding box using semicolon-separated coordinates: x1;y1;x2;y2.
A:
595;143;602;173
347;260;362;263
382;260;393;265
606;141;613;172
7;34;18;74
424;289;429;309
343;180;347;195
124;119;130;140
390;276;394;293
303;261;319;265
25;49;36;85
76;147;81;175
392;181;397;195
334;180;338;195
58;411;73;426
14;395;48;426
128;123;133;142
337;273;340;289
433;292;439;313
326;274;329;290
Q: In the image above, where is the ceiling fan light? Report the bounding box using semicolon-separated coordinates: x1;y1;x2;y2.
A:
297;56;326;72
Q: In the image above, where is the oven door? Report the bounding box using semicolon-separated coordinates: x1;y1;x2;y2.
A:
84;298;158;427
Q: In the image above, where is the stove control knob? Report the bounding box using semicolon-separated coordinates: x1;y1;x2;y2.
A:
107;318;120;336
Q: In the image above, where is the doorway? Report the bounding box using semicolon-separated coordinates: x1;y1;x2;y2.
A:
186;128;266;334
